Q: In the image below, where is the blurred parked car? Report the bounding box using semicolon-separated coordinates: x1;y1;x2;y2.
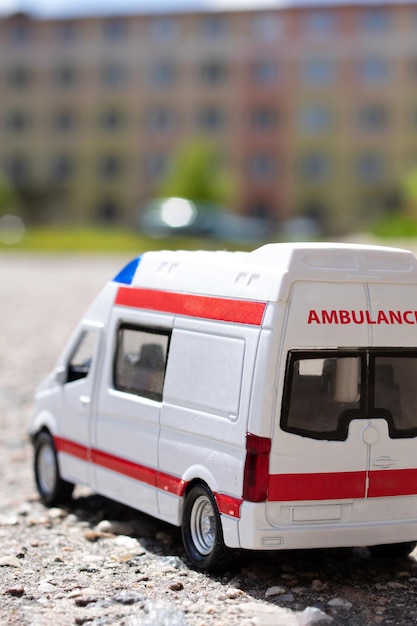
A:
137;198;272;243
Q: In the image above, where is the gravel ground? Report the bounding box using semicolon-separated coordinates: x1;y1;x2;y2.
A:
2;252;417;626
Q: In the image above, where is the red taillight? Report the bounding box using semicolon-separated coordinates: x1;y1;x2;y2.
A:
242;433;271;502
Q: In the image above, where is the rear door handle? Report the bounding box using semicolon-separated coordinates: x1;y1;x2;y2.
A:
372;456;396;469
79;395;91;407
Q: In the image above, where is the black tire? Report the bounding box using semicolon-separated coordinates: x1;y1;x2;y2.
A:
181;484;229;572
34;432;74;506
368;541;417;559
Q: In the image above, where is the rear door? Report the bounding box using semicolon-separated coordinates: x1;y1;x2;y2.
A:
367;284;417;500
269;351;369;510
267;281;371;526
269;349;417;517
267;281;417;527
367;350;417;499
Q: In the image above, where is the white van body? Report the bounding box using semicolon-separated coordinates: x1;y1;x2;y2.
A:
31;243;417;569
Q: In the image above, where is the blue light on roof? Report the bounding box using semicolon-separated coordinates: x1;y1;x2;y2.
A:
113;255;142;285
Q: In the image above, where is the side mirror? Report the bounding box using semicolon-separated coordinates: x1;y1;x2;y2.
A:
54;366;67;385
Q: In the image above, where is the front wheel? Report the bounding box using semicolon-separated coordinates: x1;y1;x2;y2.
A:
368;541;417;559
181;484;228;571
34;432;74;506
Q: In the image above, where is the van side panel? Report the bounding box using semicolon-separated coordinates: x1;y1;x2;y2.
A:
159;322;260;530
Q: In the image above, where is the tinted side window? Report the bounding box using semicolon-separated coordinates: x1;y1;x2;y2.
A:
67;330;97;383
114;325;170;402
281;352;363;440
373;352;417;438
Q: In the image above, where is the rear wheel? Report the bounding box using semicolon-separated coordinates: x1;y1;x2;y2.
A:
182;484;228;571
34;432;74;506
368;541;417;559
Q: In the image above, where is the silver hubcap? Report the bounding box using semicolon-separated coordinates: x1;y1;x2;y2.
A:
190;494;216;555
37;443;56;495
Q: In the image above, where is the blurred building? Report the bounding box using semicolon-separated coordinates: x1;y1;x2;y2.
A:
1;2;417;233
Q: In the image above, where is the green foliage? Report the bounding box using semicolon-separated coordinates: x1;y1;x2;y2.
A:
159;140;233;207
404;168;417;205
0;173;17;213
1;227;248;253
398;166;417;220
372;215;417;238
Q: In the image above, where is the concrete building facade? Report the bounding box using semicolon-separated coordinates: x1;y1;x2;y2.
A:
1;3;417;233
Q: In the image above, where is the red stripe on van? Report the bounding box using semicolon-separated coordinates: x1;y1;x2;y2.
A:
268;471;366;501
54;436;242;518
156;471;187;497
368;468;417;498
91;448;157;487
215;493;242;518
115;286;266;326
55;436;89;461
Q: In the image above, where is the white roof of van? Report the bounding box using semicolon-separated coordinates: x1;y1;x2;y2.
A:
114;242;417;303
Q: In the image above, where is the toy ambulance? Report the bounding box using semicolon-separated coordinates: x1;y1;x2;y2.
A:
30;242;417;570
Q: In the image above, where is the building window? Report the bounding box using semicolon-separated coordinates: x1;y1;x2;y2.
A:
98;155;124;179
96;198;121;224
101;63;127;88
304;10;337;34
199;60;228;85
102;18;128;41
114;324;171;402
8;20;33;44
7;155;30;184
299;104;332;132
357;104;389;131
145;153;170;180
198;107;225;132
54;65;78;88
299;153;331;182
356;153;385;183
250;60;280;86
145;107;178;133
251;13;282;41
247;201;273;220
302;59;335;86
55;21;78;43
53;109;77;133
5;110;31;133
358;58;390;84
409;58;417;80
409;107;417;129
95;199;120;223
147;61;177;87
7;66;31;89
248;154;277;182
249;107;278;132
149;17;179;41
50;154;75;183
99;109;125;132
360;8;391;32
200;14;228;38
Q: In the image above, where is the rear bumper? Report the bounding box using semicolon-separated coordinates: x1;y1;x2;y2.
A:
237;500;417;551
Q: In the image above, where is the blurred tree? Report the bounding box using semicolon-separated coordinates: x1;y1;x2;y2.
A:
0;172;17;214
403;166;417;218
159;140;234;208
